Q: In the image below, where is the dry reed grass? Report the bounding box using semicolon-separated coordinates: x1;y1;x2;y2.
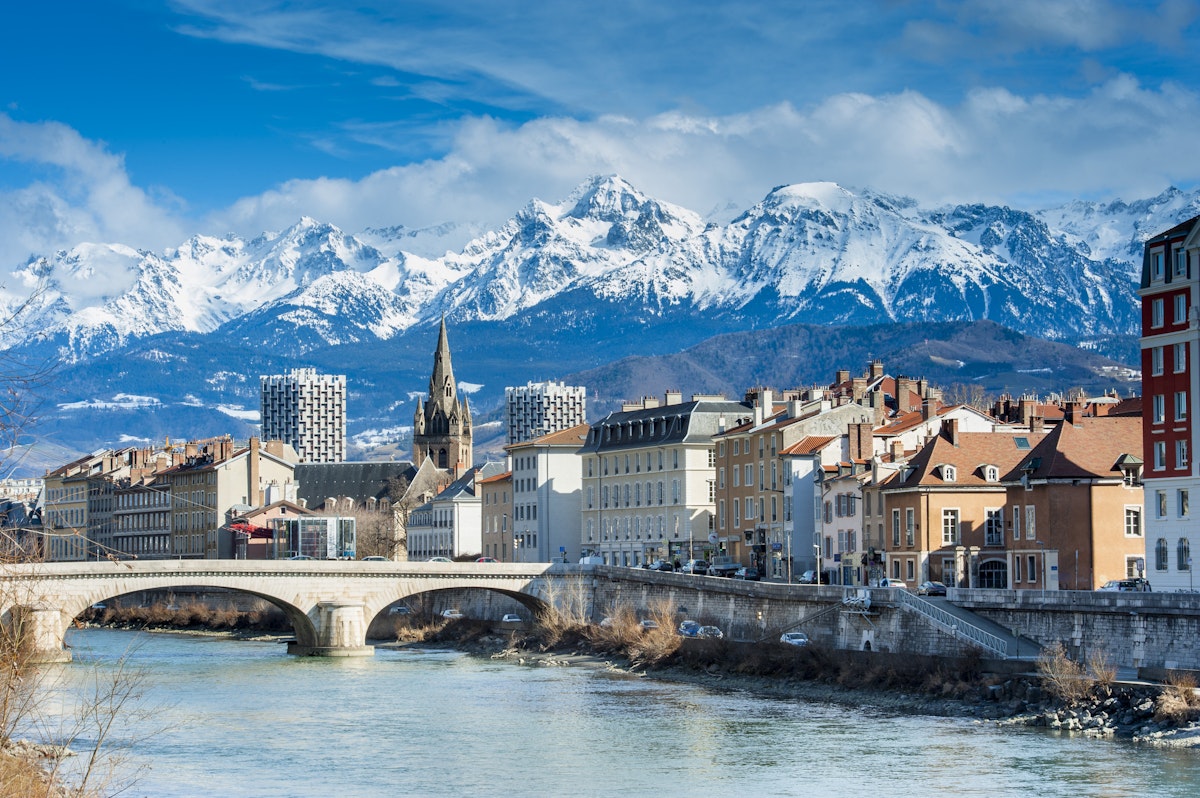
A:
1155;671;1200;723
1036;642;1094;705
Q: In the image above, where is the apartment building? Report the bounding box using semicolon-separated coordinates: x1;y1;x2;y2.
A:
1141;215;1200;590
506;422;589;563
260;368;347;463
578;392;751;566
479;470;512;561
406;462;505;560
157;438;298;559
43;448;146;561
505;381;587;445
112;479;171;560
881;421;1049;588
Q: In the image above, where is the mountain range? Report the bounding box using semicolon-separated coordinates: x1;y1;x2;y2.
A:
0;175;1187;474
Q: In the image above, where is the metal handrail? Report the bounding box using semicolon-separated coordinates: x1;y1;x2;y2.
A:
892;588;1009;658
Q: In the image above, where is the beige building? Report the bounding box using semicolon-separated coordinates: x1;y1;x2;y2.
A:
479;470;513;561
157;438;298;559
578;392;751;566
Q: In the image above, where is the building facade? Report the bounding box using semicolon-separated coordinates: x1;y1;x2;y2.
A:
479;470;512;561
1141;216;1200;590
504;381;587;445
260;368;347;463
413;319;473;475
506;422;589;563
578;392;751;567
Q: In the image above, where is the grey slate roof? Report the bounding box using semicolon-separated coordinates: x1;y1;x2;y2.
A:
295;461;417;509
577;399;753;454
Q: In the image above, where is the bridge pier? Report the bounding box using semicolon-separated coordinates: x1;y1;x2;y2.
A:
287;600;374;657
12;606;72;664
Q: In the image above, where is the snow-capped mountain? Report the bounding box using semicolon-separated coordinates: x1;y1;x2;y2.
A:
2;173;1194;466
3;174;1178;362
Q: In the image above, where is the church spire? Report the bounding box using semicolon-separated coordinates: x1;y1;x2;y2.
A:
412;317;472;475
428;315;457;409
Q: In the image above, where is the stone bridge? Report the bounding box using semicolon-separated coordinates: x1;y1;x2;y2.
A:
1;560;581;661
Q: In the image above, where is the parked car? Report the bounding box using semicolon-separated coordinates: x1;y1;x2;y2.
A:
779;631;809;647
639;619;660;631
879;578;908;589
709;559;740;578
428;556;452;563
440;609;464;619
476;557;498;563
917;581;947;596
646;559;674;572
696;625;724;639
795;570;818;584
681;559;710;575
1099;578;1152;592
501;613;522;623
678;620;701;638
388;605;412;615
733;566;760;581
286;555;315;560
361;556;388;562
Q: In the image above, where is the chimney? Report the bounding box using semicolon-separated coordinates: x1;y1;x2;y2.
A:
849;422;873;461
897;378;918;412
1031;415;1045;434
889;439;904;462
249;437;261;507
943;418;960;446
664;390;682;406
870;390;887;425
922;396;936;421
851;376;867;401
869;360;884;381
835;369;850;385
1064;401;1083;425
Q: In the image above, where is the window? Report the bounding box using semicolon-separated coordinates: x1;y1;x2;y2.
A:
1177;392;1189;421
1027;555;1038;583
1153;251;1165;280
905;508;915;546
1126;557;1141;578
985;508;1003;546
732;440;739;456
892;509;901;547
744;464;752;486
1153;297;1165;328
1177;343;1188;373
733;467;739;487
1156;538;1169;571
1025;505;1036;540
1181;490;1191;518
1152;346;1164;376
1180;439;1190;470
1176;248;1189;277
1158;490;1168;518
1125;507;1142;537
1177;293;1188;324
942;509;960;545
1155;441;1167;470
1154;394;1165;423
984;465;999;483
1012;505;1020;540
1180;538;1192;572
1014;556;1022;582
906;560;915;581
733;499;740;524
942;465;956;482
718;441;725;457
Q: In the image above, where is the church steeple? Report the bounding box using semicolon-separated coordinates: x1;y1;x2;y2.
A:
412;318;472;475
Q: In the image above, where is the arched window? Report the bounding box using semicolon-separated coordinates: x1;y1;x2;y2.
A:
1179;538;1192;571
978;560;1007;589
984;465;999;482
1156;538;1169;571
438;448;448;468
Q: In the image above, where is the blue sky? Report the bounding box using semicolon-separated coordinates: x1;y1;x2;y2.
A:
2;0;1199;266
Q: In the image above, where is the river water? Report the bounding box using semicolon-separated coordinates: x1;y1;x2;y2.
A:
30;629;1200;797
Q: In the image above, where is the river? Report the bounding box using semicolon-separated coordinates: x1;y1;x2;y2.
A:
27;629;1200;797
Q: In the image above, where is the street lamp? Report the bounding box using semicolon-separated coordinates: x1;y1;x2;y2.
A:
814;544;822;586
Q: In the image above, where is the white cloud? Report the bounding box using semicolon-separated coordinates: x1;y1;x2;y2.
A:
204;76;1200;245
0;114;185;271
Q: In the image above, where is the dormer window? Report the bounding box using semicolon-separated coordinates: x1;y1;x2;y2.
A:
941;465;956;482
983;465;999;483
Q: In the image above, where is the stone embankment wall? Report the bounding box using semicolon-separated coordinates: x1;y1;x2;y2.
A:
949;588;1200;670
583;568;982;658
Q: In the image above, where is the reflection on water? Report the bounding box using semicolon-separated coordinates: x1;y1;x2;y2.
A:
34;629;1200;797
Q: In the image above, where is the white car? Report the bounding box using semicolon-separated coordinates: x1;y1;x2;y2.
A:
441;609;464;619
780;631;809;647
501;613;522;623
878;578;909;590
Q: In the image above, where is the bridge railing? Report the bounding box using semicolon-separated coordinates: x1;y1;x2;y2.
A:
892;588;1010;658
